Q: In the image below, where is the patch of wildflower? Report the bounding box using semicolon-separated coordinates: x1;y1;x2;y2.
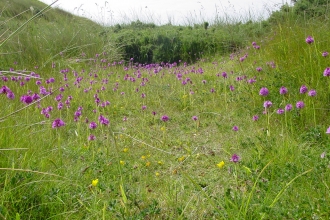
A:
285;104;293;111
259;87;269;96
326;127;330;134
178;156;185;162
300;85;308;94
296;101;305;109
323;67;330;77
92;179;99;187
263;100;272;108
161;115;169;122
88;135;96;141
305;36;314;44
308;89;316;97
277;108;285;114
52;118;65;128
252;115;259;121
99;115;109;125
20;95;33;105
89;122;97;129
217;161;225;168
322;51;329;57
230;154;240;163
279;86;288;95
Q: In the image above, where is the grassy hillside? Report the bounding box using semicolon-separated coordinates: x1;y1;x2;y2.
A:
0;0;118;70
1;0;330;219
1;0;273;69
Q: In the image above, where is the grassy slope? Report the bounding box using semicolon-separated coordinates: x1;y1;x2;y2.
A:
1;1;330;219
0;0;118;70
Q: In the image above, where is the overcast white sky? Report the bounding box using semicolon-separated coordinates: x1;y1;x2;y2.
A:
39;0;291;25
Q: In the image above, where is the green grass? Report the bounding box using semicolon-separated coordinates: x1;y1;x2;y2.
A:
0;0;119;70
1;0;330;219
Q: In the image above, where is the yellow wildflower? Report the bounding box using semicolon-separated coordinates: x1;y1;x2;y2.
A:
178;156;185;162
160;126;165;131
217;161;225;168
155;172;160;176
120;160;125;165
123;148;128;153
141;155;146;160
146;161;151;167
92;179;99;187
157;161;163;165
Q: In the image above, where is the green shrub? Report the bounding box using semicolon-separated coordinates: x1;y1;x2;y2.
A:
109;21;261;64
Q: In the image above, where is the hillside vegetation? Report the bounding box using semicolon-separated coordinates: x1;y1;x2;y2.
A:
1;0;330;219
1;0;273;69
0;0;117;69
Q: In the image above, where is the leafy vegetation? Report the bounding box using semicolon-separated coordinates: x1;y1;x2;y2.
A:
108;19;270;64
1;0;330;219
269;0;330;22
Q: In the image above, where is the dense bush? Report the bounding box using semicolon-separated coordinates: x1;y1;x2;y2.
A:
108;20;271;64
